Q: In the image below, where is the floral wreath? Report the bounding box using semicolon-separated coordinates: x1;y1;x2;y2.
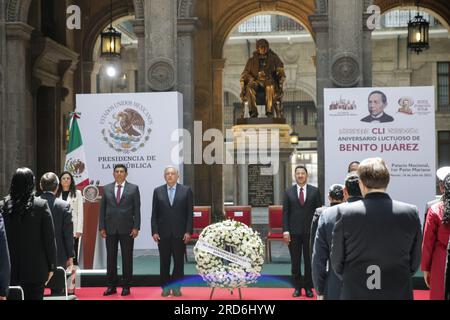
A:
194;219;264;289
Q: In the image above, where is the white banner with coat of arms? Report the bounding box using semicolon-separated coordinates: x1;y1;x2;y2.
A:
76;92;183;249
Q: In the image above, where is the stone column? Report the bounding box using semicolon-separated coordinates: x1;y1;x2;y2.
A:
309;1;370;198
0;0;7;194
144;0;177;92
329;0;364;87
309;14;329;198
238;164;248;205
132;19;146;92
82;61;94;94
273;167;280;204
362;13;373;87
178;17;199;193
4;22;34;185
211;58;226;221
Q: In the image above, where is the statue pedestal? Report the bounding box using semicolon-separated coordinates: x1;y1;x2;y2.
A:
236;118;286;125
231;123;292;206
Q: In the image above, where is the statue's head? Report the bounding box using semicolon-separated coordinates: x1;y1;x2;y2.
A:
256;39;269;55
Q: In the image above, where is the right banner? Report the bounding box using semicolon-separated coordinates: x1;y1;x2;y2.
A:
324;86;436;224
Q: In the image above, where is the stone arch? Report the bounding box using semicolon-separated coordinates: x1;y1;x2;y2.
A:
223;82;241;99
82;4;134;62
213;1;316;59
375;0;450;28
285;81;317;106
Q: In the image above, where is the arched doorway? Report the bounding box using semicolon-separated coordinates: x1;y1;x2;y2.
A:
372;6;450;189
91;16;138;94
222;12;318;206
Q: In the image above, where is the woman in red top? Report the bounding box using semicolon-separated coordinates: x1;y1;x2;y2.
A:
421;174;450;300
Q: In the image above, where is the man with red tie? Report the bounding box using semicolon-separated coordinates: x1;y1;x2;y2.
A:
283;165;322;298
99;164;141;297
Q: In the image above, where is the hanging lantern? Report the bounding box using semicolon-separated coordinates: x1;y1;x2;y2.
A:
407;11;429;54
100;0;121;58
100;26;122;58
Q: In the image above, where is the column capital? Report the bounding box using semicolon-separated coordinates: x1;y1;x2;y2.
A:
6;22;33;41
308;14;329;34
177;17;200;36
131;19;145;37
212;58;226;71
82;61;95;73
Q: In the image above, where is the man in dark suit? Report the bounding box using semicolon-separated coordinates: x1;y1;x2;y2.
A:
39;172;74;296
331;158;422;300
361;91;394;123
283;165;322;298
312;173;362;300
0;211;10;300
99;164;141;297
152;166;193;297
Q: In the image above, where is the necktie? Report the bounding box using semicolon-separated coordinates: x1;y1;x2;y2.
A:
299;187;305;206
116;184;122;205
169;187;174;206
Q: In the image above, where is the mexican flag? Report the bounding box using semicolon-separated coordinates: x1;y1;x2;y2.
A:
64;113;90;188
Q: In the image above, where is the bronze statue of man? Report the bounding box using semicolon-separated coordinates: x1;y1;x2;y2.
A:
240;39;286;118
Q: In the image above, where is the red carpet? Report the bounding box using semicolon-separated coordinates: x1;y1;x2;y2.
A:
72;287;431;300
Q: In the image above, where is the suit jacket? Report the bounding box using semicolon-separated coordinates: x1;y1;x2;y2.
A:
151;184;193;238
283;184;322;235
310;206;329;255
361;112;394;123
99;182;141;235
331;192;422;300
0;211;10;297
58;189;83;236
312;197;361;299
40;193;74;267
2;197;57;285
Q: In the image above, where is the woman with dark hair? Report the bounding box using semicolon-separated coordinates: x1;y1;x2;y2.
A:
1;168;57;300
422;174;450;300
56;171;84;266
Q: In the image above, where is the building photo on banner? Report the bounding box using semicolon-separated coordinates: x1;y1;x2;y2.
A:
76;92;184;250
324;86;436;224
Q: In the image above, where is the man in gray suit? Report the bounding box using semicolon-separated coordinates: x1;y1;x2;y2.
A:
331;158;422;300
99;164;141;297
312;173;362;300
152;166;193;297
39;173;74;296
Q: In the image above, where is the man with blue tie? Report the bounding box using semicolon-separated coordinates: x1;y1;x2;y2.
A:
99;164;141;297
151;166;193;297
